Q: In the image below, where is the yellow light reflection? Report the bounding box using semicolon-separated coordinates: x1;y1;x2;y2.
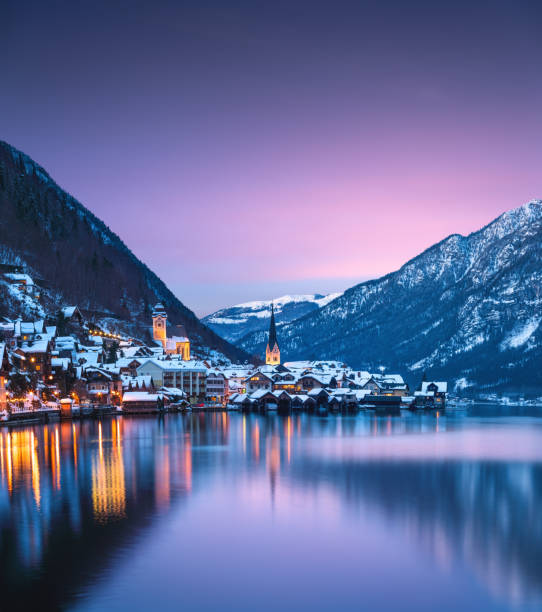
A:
92;423;126;522
31;431;41;508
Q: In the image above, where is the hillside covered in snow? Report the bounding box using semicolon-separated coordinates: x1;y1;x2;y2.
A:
0;141;248;362
202;293;342;344
240;201;542;396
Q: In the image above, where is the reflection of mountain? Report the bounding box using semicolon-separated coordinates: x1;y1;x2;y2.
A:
286;453;542;607
1;413;541;611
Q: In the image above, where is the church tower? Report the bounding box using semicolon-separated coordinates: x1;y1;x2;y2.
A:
152;303;167;347
265;303;280;365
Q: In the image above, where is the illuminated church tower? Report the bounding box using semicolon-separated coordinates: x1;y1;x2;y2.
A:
265;303;280;365
152;303;167;347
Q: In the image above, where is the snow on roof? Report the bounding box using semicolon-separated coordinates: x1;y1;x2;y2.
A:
158;387;186;397
421;381;448;393
4;273;34;285
137;358;207;372
221;367;254;378
116;356;145;368
308;387;330;397
122;392;159;403
77;351;100;366
291;394;313;403
61;306;79;318
20;339;49;353
249;389;271;399
51;357;70;370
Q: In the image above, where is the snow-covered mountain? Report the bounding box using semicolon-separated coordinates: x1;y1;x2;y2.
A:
237;200;542;396
0;140;248;362
202;293;342;345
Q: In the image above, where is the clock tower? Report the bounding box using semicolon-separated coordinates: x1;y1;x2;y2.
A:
152;303;167;347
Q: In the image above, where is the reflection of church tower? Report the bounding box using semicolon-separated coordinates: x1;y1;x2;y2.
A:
152;303;167;347
265;303;280;365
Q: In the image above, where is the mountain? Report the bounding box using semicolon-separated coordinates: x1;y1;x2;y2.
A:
239;200;542;396
202;293;342;344
0;140;248;362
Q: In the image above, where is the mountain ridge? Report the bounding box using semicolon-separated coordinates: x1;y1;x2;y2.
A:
202;292;343;344
0;140;249;362
236;200;542;395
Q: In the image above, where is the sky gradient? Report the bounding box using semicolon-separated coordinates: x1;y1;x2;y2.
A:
2;0;542;315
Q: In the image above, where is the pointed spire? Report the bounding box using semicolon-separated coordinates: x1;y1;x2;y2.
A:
268;302;278;349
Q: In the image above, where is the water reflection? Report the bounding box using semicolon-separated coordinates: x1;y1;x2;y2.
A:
0;411;540;611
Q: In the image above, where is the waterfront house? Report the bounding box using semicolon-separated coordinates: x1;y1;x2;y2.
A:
421;381;448;405
122;391;163;413
136;359;207;403
205;370;226;404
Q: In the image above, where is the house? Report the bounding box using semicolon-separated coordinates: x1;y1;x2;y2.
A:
61;306;84;326
4;273;40;298
206;371;226;404
421;381;448;405
85;367;122;405
299;374;337;392
122;374;154;392
245;372;274;393
221;367;254;399
122;392;163;413
136;358;207;402
15;337;52;379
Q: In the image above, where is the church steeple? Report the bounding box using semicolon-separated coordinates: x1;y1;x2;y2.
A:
265;302;280;365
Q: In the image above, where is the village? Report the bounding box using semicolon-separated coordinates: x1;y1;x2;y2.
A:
0;272;447;423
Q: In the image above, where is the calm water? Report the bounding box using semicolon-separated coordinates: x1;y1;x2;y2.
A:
1;408;542;611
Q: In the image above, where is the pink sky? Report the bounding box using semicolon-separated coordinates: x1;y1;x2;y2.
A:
2;1;542;314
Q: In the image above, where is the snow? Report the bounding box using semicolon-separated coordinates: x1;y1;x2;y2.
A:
122;392;159;402
500;318;541;350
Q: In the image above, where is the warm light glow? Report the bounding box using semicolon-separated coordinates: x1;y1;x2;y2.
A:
92;422;126;522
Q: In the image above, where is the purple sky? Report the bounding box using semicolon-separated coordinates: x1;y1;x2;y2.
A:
2;0;542;315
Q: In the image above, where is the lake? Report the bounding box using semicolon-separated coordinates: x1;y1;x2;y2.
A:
1;407;541;611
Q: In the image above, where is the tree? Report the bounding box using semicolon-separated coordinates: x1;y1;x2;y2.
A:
106;341;119;364
9;373;31;397
55;310;68;336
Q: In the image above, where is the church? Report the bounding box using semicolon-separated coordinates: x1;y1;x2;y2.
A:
152;303;191;360
265;303;280;365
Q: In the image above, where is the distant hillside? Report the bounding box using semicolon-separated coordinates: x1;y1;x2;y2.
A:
202;293;342;344
0;140;248;362
268;200;542;396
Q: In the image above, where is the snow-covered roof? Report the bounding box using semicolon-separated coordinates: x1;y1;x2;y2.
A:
249;389;271;400
51;357;70;370
20;339;49;353
61;306;80;318
4;273;34;285
77;351;100;366
122;392;159;403
421;381;448;393
158;387;186;397
137;358;207;372
308;387;330;397
291;394;313;403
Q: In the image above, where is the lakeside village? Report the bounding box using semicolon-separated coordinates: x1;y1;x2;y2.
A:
0;276;448;424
